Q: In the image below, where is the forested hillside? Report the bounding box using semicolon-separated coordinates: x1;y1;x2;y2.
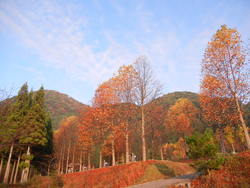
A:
44;90;88;130
150;91;200;109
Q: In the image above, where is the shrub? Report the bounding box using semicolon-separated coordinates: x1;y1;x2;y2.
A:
194;154;226;174
186;128;219;159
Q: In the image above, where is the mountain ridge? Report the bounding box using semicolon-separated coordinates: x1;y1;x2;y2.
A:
43;90;88;130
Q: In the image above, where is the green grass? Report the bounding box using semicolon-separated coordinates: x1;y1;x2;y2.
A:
136;164;165;184
136;163;176;184
154;163;176;177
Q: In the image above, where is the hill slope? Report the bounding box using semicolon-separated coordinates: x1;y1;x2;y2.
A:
44;90;88;130
150;91;200;110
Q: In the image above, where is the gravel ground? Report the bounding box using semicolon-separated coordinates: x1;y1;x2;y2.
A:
127;173;200;188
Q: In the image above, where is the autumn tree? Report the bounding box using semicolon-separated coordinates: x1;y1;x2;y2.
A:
114;65;137;163
145;104;165;159
78;107;95;170
133;56;162;161
200;25;250;149
92;78;122;166
165;98;199;137
162;137;187;160
54;116;79;174
200;75;240;152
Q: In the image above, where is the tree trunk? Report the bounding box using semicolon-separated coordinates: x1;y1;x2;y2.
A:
160;146;164;160
88;152;91;170
3;143;14;184
231;143;236;154
72;145;75;173
235;98;250;149
57;144;63;174
21;146;30;183
9;160;16;184
79;151;82;172
0;155;3;180
141;106;146;161
99;150;102;168
66;142;71;174
13;152;21;184
151;135;155;159
218;127;226;153
61;144;66;174
28;167;32;181
125;131;129;163
112;138;115;166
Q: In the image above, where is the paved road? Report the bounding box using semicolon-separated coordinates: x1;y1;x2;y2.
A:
127;173;200;188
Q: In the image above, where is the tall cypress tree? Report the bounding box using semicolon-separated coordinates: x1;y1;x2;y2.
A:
32;116;53;175
3;83;29;184
19;87;47;146
44;117;53;154
19;86;48;182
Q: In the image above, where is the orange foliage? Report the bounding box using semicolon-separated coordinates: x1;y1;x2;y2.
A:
200;75;239;126
200;25;250;148
145;104;165;158
62;160;156;188
90;66;138;163
115;65;137;103
78;107;94;152
93;78;120;107
162;137;187;160
165;98;198;136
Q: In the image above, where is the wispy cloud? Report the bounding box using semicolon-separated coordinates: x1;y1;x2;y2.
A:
1;0;247;100
0;0;134;87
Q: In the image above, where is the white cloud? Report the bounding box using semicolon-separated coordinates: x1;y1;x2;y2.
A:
0;0;133;87
1;0;236;98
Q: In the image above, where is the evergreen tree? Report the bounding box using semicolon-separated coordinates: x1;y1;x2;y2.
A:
19;86;48;182
45;117;53;155
19;87;47;146
32;116;53;175
3;83;29;184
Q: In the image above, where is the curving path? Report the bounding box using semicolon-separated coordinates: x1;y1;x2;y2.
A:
127;173;200;188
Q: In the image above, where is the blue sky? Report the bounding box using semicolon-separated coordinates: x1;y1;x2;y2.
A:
0;0;250;104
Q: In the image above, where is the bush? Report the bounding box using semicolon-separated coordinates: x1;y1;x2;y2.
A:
194;154;226;174
154;163;175;177
186;128;219;159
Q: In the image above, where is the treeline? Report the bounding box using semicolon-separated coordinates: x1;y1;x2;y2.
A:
54;58;162;173
0;83;53;184
54;25;250;174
